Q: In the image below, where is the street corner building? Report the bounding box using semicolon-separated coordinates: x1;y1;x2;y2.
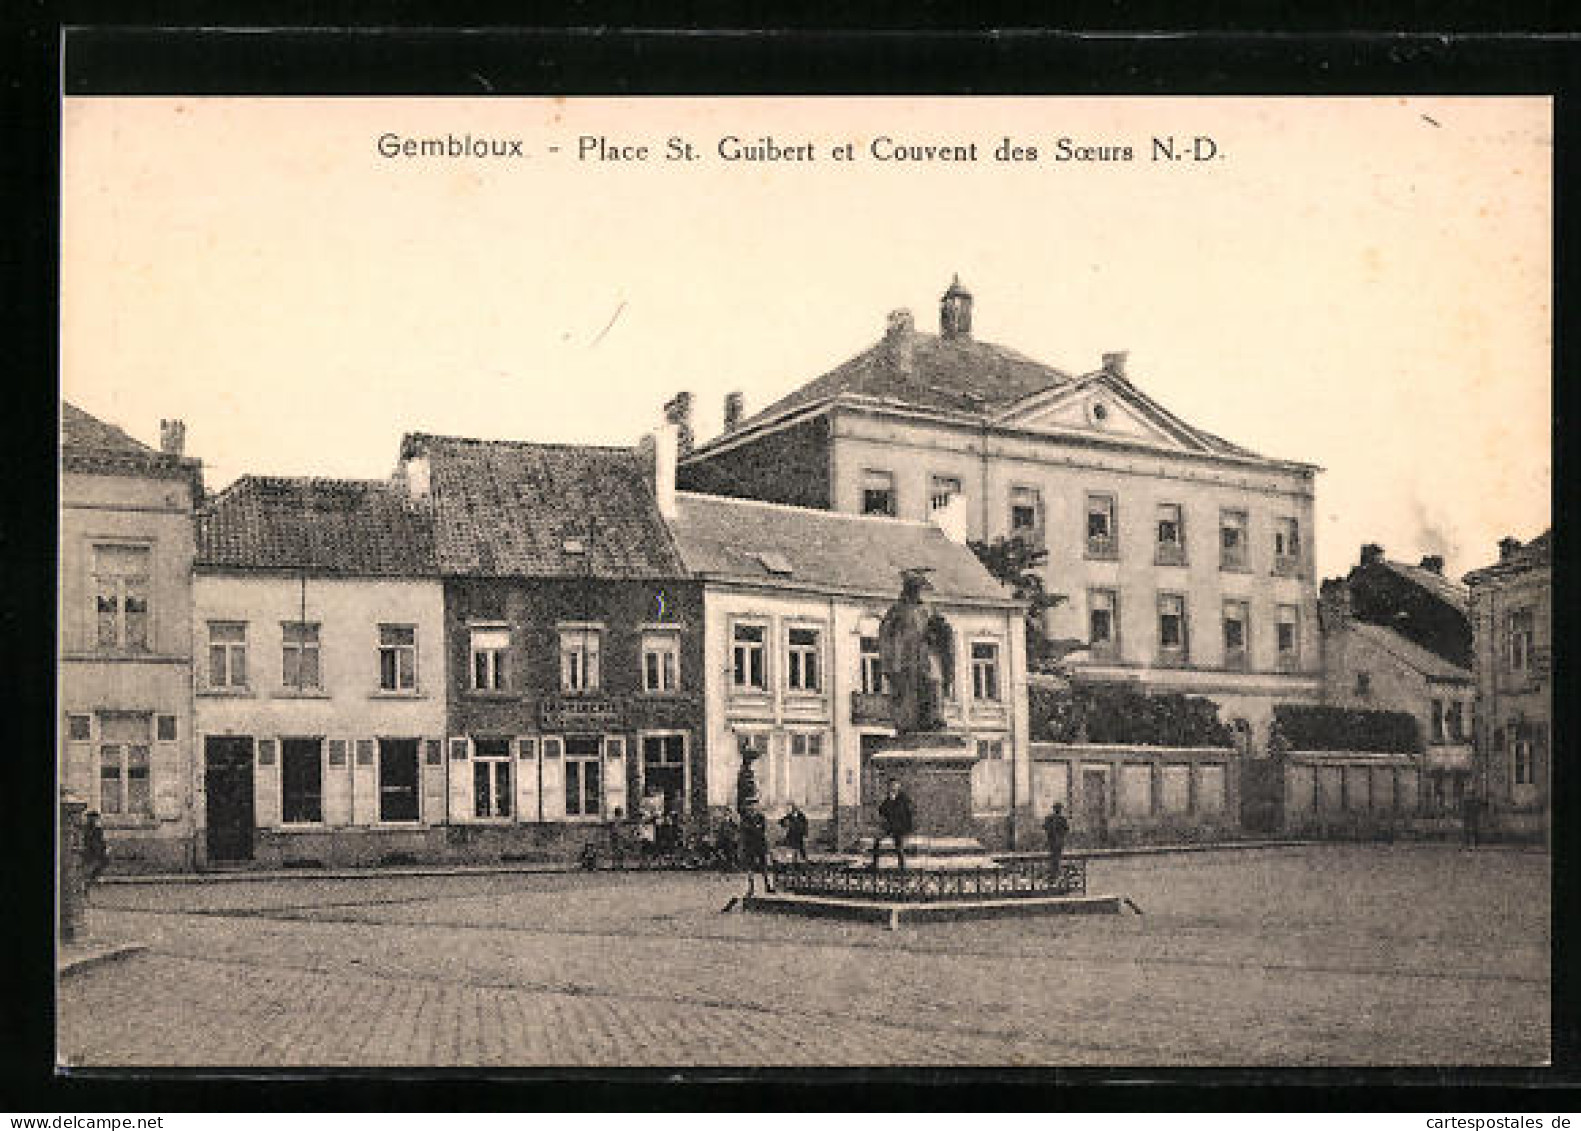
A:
674;277;1324;754
396;432;706;859
662;476;1030;850
60;403;204;872
1464;530;1551;844
193;475;448;867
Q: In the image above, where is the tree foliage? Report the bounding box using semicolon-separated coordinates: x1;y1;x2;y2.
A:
967;535;1069;671
1271;704;1422;754
1030;681;1235;747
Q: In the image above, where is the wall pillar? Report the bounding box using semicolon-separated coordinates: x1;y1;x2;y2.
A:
59;792;87;944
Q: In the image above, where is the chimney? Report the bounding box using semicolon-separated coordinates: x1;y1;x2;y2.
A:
1360;543;1385;567
159;418;186;456
929;492;969;545
723;392;745;433
662;391;694;457
1419;554;1445;575
886;308;914;337
1498;536;1521;562
651;423;678;521
939;274;973;340
1102;352;1128;378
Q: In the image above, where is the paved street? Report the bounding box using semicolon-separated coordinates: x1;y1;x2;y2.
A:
59;845;1550;1067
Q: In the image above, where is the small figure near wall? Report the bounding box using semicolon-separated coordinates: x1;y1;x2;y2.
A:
780;801;811;864
1043;802;1070;879
871;779;914;872
82;810;109;893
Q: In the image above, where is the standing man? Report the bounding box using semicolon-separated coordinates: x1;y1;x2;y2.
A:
1043;802;1070;878
82;810;109;893
779;802;811;864
741;806;776;895
871;779;914;871
1460;789;1483;849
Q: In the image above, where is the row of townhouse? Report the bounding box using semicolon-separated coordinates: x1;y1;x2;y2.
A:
60;402;1028;871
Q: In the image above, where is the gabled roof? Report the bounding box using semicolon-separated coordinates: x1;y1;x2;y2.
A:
1378;560;1469;613
61;401;203;492
670;492;1017;606
401;434;687;580
725;328;1075;437
1348;621;1473;683
197;476;437;577
62;402;155;455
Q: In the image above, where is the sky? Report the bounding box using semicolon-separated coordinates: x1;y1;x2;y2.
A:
61;96;1551;582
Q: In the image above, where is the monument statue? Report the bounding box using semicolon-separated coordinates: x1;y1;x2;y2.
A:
878;568;957;734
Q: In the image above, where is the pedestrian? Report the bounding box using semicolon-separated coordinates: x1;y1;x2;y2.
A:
82;810;109;891
607;806;627;869
741;807;775;895
1460;790;1482;849
1043;801;1070;879
779;802;811;864
871;779;914;871
715;808;740;871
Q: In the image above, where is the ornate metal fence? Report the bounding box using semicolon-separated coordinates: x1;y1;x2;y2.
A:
775;858;1086;902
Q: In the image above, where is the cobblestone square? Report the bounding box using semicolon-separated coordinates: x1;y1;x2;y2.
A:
58;845;1550;1067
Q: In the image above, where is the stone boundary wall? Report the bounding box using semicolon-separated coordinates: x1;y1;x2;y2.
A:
1028;742;1240;846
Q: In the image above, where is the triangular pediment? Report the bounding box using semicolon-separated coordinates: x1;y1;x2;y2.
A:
994;374;1218;453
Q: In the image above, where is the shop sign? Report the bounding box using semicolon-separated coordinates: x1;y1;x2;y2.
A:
541;697;621;732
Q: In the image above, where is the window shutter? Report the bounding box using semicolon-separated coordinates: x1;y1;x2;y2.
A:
255;738;281;827
540;737;565;821
516;737;541;823
324;739;351;826
421;739;447;824
152;715;182;820
352;738;378;826
447;737;472;822
64;714;94;805
604;736;628;818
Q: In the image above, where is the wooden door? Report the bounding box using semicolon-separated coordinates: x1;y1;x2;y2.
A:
205;736;255;862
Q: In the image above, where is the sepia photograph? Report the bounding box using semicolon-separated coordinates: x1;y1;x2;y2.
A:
56;93;1551;1069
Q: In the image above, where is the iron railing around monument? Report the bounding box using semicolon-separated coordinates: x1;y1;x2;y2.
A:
774;857;1086;902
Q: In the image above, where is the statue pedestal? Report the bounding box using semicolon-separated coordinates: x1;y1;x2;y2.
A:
868;731;979;840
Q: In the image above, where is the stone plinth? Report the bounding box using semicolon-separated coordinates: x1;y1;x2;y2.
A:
868;731;979;838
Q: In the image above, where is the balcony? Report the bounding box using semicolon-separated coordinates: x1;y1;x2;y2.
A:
850;691;893;725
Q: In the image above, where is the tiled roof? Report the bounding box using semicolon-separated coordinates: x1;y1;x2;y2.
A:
403;434;687;579
1349;622;1473;683
670;492;1017;605
197;476;436;577
61;402;155;455
1462;528;1552;585
730;329;1076;434
1381;560;1469;613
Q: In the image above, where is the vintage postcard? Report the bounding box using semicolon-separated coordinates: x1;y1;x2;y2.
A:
57;93;1551;1069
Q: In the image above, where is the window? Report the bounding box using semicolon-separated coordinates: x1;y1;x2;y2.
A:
67;714;92;741
378;624;417;692
1086;494;1118;558
377;738;420;822
642;734;687;812
1274;518;1302;574
1220;510;1249;570
976;739;1006;761
281;738;323;824
97;712;151;817
1355;671;1372;698
565;735;603;817
281;622;321;690
1447;701;1465;742
1089;589;1118;651
1158;593;1187;653
642;631;681;693
1430;699;1446;744
1276;604;1299;663
1508;608;1535;672
1512;736;1534;786
156;714;177;742
859;635;885;695
970;641;1001;702
1156;503;1186;565
862;469;896;517
559;626;601;693
467;625;510;692
787;626;822;692
207;622;248;689
732;623;767;691
472;737;513;819
1010;487;1043;546
790;732;823;758
929;474;963;514
92;544;150;651
1222;600;1249;666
